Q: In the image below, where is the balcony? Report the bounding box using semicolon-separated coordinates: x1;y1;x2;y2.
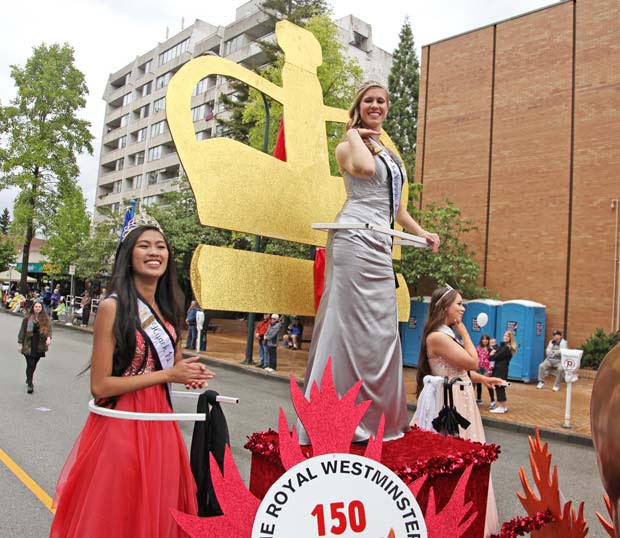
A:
97;169;124;186
100;145;127;162
226;39;271;68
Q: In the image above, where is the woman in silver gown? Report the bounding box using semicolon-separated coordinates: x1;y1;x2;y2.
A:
298;82;440;443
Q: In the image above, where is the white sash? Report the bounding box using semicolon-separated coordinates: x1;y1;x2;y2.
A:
370;138;404;216
137;298;175;370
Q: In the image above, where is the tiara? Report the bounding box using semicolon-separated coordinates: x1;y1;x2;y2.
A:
121;212;164;243
438;284;455;303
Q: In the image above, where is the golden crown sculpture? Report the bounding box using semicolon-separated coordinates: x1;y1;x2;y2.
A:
166;20;411;320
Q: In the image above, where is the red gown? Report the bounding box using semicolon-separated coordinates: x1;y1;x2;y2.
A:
50;325;197;537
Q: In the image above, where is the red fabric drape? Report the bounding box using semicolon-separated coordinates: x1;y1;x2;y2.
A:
313;248;326;313
273;118;286;161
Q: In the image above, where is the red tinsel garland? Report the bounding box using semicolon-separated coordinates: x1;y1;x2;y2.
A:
490;510;555;538
245;429;500;483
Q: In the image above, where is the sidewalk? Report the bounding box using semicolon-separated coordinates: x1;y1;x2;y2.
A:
57;315;595;446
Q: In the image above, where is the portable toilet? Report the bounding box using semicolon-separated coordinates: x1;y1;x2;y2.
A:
496;300;546;382
401;297;430;367
463;299;502;345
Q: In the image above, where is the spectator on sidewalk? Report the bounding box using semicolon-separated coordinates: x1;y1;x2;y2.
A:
475;334;496;407
42;286;53;316
264;314;282;372
255;313;271;368
51;288;61;320
489;330;517;414
536;330;568;392
81;290;92;327
185;300;199;349
283;317;303;350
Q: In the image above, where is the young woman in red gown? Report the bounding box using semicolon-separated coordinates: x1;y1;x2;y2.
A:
50;216;214;537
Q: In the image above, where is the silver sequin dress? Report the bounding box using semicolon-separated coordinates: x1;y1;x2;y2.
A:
298;153;409;443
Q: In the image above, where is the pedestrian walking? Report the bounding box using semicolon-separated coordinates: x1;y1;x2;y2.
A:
50;213;214;537
17;300;52;394
81;290;92;327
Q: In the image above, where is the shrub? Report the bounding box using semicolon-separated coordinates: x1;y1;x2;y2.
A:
579;328;620;370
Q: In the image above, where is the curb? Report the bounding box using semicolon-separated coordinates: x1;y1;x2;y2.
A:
4;312;592;447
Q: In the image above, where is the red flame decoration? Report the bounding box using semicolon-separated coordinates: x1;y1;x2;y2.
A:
409;465;477;538
596;494;617;537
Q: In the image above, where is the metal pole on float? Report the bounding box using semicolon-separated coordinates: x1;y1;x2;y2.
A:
242;92;270;365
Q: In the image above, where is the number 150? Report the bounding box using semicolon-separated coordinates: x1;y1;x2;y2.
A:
311;501;367;536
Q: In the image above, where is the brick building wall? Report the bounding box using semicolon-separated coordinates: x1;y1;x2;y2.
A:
416;0;620;345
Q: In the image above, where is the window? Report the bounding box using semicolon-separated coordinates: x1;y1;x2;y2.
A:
113;181;122;193
196;129;211;141
117;135;127;149
156;71;172;90
158;38;190;66
192;104;207;122
136;127;147;142
224;34;249;55
120;114;129;127
122;92;132;106
137;104;150;120
148;145;163;161
133;151;145;165
352;31;368;51
142;195;161;207
114;158;124;172
139;81;152;97
147;171;158;185
131;174;143;189
110;202;120;213
150;120;167;138
153;97;166;113
193;76;216;96
141;59;152;74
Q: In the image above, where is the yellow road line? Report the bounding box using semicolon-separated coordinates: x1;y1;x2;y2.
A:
0;447;56;514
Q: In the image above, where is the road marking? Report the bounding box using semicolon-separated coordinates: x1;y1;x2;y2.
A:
0;447;55;514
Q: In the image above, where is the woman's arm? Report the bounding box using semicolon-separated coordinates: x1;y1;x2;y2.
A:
18;319;26;344
90;299;213;399
395;204;440;252
335;129;378;178
471;370;505;388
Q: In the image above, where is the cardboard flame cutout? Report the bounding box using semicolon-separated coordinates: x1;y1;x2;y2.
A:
517;429;588;537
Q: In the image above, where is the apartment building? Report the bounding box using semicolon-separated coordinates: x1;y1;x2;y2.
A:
95;0;393;217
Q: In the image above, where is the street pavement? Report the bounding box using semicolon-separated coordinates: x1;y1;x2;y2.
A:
0;312;609;537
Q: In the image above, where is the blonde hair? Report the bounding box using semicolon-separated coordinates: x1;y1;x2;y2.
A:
346;80;390;132
505;331;518;354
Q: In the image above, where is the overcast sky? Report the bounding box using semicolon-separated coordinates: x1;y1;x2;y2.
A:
0;0;553;215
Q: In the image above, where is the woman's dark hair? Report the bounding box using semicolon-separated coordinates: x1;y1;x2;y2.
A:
479;333;491;347
27;301;51;335
107;225;183;376
416;287;460;395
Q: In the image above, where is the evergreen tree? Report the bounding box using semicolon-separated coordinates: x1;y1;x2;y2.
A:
384;17;420;178
0;43;93;292
0;208;10;234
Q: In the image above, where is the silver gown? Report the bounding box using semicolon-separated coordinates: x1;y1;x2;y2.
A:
298;153;410;443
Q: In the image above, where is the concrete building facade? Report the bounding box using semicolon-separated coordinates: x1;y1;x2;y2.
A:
95;0;392;217
415;0;619;345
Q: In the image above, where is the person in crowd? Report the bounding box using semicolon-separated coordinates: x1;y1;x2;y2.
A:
50;214;214;537
263;314;282;372
255;313;271;368
536;329;568;392
299;81;440;444
54;297;67;321
17;300;52;394
100;287;108;299
185;299;199;349
475;333;496;407
412;286;503;536
51;287;61;320
489;331;517;414
42;286;52;315
283;317;303;350
81;290;92;327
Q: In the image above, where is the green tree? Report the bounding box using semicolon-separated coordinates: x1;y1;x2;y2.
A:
41;184;91;279
0;43;93;293
0;235;16;272
399;185;486;299
146;182;232;301
74;210;118;283
384;17;420;178
0;208;10;234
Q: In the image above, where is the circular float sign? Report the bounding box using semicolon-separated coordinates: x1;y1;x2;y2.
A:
251;453;427;538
